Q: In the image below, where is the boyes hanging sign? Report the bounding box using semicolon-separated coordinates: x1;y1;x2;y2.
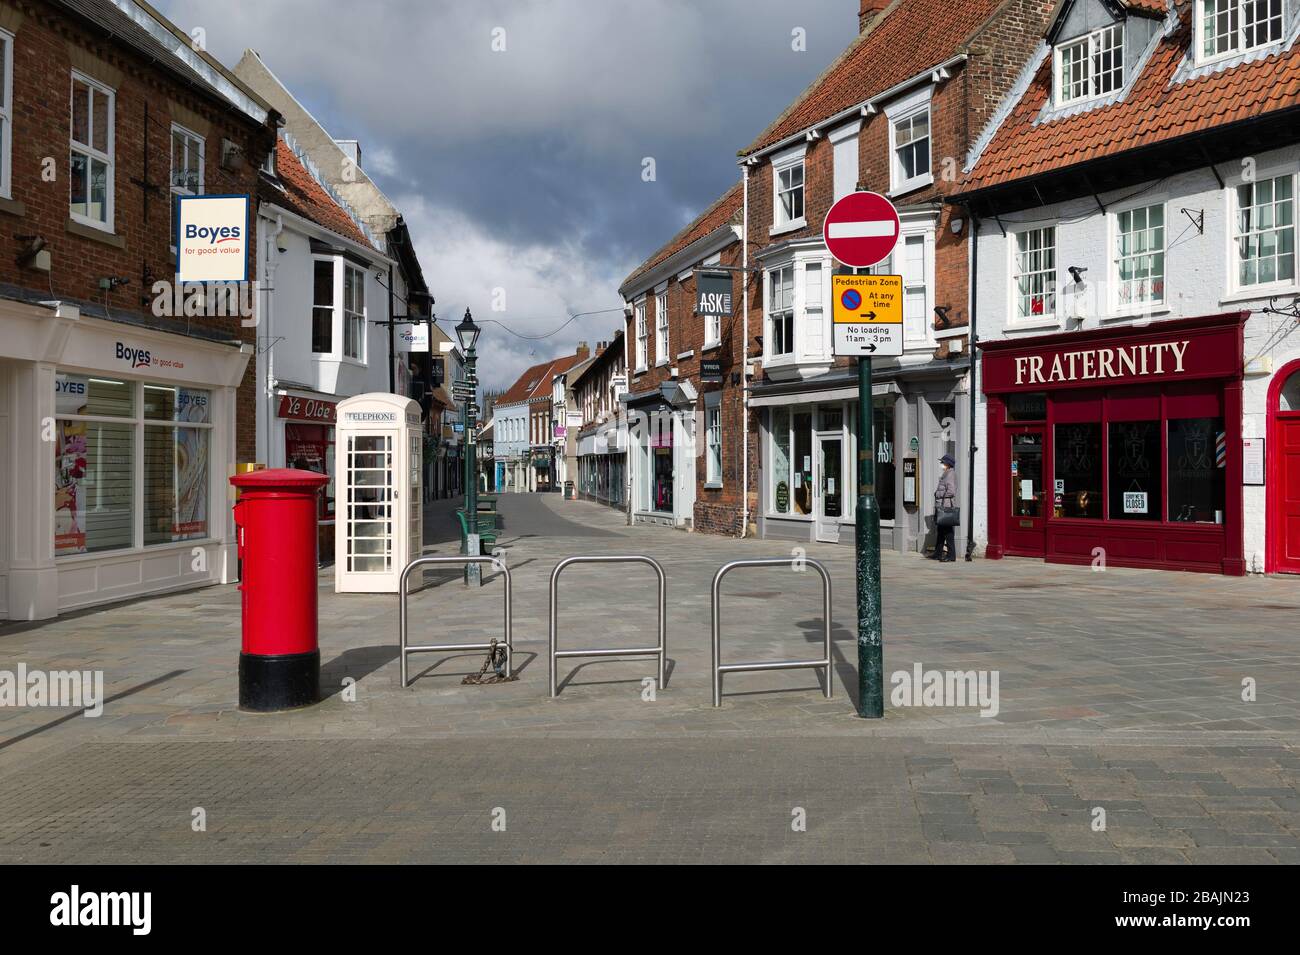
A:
176;194;250;283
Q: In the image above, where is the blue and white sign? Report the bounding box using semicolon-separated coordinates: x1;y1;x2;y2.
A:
176;194;250;283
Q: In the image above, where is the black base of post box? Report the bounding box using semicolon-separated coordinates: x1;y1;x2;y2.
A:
239;649;320;712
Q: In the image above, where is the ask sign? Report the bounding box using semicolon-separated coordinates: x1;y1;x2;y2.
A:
176;194;250;283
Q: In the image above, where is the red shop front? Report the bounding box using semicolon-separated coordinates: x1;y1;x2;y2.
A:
980;312;1246;575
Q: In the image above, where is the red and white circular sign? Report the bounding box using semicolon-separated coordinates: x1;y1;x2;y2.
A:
822;191;901;269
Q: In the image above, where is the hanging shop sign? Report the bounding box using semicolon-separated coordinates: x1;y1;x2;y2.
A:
695;271;733;316
700;358;723;382
399;323;430;352
176;194;250;283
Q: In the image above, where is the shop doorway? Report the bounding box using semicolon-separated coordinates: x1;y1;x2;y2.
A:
1006;426;1047;556
814;432;842;543
1269;361;1300;573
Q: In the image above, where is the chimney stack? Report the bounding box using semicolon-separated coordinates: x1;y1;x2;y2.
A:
859;0;889;31
576;340;590;361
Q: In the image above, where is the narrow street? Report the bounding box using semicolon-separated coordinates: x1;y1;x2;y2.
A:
1;494;1297;863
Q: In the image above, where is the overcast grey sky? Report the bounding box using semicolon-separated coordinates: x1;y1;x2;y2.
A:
156;0;857;389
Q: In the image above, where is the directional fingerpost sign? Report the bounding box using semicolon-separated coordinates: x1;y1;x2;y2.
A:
823;191;900;270
833;273;903;357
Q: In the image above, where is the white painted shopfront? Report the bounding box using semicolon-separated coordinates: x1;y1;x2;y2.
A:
0;299;249;620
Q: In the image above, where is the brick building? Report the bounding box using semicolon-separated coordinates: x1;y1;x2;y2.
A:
0;0;275;619
492;348;587;492
956;0;1300;575
572;329;628;509
619;186;752;533
735;0;1057;554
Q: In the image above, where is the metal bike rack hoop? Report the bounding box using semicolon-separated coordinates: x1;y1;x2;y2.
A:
399;555;512;688
549;555;666;698
711;556;833;707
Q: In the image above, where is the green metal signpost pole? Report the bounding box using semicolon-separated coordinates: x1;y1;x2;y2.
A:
856;353;883;718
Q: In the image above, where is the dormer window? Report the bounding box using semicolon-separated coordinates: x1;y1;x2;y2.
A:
1198;0;1284;63
1055;24;1124;107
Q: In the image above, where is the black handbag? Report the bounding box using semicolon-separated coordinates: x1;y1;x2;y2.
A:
935;500;960;527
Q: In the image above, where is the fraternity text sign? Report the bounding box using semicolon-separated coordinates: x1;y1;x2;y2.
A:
695;271;732;316
176;194;250;282
980;315;1246;393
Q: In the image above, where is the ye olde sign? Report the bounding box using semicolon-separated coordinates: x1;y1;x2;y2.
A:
823;191;901;270
278;394;337;423
695;271;732;316
833;273;903;357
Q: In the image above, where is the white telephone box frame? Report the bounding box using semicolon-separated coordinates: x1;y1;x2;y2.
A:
334;393;423;593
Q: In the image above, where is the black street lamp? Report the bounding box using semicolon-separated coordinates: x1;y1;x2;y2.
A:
458;309;482;582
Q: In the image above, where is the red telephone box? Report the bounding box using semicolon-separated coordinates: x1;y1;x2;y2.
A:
230;468;329;711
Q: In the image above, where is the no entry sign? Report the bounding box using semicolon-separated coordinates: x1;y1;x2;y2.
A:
823;191;900;269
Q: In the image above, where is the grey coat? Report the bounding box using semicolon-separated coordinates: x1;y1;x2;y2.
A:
934;467;957;506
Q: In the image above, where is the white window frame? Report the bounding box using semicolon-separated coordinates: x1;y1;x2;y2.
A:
70;70;115;231
654;286;669;366
1053;23;1125;108
771;144;807;235
1195;0;1286;67
705;403;722;486
634;297;648;372
0;30;13;199
1110;199;1168;315
343;264;367;363
311;254;336;355
1010;225;1059;323
169;123;205;250
1227;166;1298;297
765;263;795;360
886;87;933;196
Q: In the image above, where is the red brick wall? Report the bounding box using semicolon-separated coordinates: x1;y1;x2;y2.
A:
625;234;760;535
1;1;271;462
743;0;1057;367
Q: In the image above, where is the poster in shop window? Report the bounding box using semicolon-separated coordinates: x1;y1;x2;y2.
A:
172;427;209;538
55;420;89;555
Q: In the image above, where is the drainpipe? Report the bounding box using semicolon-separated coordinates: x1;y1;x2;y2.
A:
962;201;979;562
263;213;284;467
740;164;750;539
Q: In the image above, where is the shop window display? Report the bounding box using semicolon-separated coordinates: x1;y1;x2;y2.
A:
1167;417;1225;523
1053;422;1103;518
1108;420;1161;520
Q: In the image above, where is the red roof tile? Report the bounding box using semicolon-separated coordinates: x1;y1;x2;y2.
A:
621;183;742;291
962;11;1300;193
259;140;376;250
739;0;1008;156
496;353;585;407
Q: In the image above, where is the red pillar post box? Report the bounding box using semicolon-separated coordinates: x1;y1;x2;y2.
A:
229;468;330;711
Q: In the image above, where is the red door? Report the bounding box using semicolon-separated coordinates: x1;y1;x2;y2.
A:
1277;414;1300;573
1005;426;1047;557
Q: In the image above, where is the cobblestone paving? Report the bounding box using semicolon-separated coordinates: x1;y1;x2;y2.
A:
1;493;1298;863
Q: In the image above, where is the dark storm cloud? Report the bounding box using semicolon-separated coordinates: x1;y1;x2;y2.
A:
156;0;857;387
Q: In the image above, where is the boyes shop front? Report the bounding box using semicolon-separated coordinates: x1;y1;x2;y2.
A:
0;301;250;620
979;312;1247;575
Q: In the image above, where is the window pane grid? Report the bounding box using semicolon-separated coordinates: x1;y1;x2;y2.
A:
1117;204;1166;306
1014;227;1057;318
1236;174;1296;287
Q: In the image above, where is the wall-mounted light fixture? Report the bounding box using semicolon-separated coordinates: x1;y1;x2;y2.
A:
949;216;965;236
934;305;953;328
1067;266;1088;284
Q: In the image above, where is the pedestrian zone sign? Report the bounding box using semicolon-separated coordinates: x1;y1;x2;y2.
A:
832;273;903;357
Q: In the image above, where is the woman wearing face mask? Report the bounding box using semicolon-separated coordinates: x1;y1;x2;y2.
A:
931;454;958;562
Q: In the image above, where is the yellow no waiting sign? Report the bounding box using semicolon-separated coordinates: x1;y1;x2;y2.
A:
832;274;903;357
